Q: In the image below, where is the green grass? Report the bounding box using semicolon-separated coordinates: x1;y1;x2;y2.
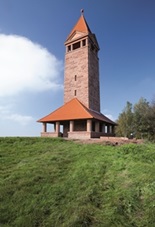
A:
0;137;155;227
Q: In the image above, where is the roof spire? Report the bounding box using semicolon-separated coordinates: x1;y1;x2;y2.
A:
81;9;84;15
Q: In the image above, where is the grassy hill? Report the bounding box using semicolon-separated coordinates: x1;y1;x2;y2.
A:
0;137;155;227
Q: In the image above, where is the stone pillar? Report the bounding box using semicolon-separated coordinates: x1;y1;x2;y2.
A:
95;121;99;132
86;38;88;46
42;123;47;132
56;122;60;134
70;121;74;132
87;119;92;132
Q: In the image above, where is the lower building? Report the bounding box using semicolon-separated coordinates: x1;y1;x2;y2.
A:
37;98;116;139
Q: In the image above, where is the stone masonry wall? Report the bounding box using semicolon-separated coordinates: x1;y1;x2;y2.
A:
64;37;100;113
88;46;100;112
64;45;89;107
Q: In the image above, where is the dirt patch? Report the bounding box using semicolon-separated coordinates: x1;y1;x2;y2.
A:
69;137;144;146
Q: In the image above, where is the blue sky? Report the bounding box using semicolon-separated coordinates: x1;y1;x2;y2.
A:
0;0;155;136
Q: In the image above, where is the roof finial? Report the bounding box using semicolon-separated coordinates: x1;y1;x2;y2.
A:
81;9;84;15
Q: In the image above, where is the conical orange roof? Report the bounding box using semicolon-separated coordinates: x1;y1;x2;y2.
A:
38;98;116;125
65;14;91;42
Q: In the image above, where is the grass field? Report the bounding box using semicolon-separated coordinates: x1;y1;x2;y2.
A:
0;137;155;227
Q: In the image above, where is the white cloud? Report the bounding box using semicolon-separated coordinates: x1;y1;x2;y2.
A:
0;105;10;114
0;34;64;134
0;34;63;97
0;104;33;125
5;114;33;126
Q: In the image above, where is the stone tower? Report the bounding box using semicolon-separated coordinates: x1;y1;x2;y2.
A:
64;11;100;112
38;11;116;139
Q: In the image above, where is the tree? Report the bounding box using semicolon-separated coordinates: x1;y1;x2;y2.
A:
116;97;155;141
147;97;155;141
133;97;150;139
116;101;134;138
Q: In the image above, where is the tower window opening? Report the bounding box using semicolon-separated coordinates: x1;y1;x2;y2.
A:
82;39;86;46
73;41;80;50
75;75;77;81
67;45;71;52
74;90;77;96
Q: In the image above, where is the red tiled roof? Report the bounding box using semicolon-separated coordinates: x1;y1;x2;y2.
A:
37;98;116;125
65;14;92;42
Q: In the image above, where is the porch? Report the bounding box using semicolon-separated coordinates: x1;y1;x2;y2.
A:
40;119;115;139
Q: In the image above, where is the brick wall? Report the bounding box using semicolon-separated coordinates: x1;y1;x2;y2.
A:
68;131;91;139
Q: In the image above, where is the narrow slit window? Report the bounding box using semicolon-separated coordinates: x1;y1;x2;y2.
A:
74;90;77;96
75;75;77;81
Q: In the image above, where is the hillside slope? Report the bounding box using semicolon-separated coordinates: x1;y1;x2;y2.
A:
0;137;155;227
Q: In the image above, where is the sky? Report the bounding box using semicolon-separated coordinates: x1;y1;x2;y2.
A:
0;0;155;136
